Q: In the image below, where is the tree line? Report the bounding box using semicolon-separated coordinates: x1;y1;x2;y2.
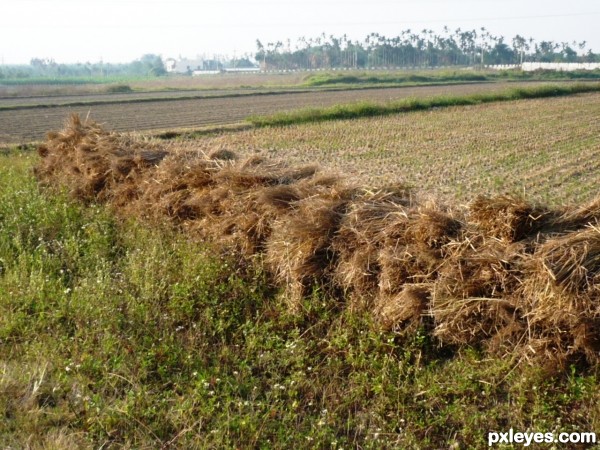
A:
0;54;166;80
255;28;599;70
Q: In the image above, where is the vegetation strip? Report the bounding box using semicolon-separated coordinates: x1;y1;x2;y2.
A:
248;83;600;126
302;69;600;86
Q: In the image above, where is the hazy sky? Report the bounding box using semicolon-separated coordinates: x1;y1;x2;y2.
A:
2;0;599;64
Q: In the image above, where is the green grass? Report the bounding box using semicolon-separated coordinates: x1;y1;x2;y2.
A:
2;151;600;448
0;76;157;86
304;71;489;86
248;82;600;126
303;69;600;87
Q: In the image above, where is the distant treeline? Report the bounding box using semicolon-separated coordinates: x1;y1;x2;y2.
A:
256;28;600;70
0;54;166;81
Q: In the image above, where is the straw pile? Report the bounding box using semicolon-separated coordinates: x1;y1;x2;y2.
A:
35;114;600;372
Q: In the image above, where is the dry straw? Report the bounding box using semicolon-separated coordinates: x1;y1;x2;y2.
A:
35;114;600;372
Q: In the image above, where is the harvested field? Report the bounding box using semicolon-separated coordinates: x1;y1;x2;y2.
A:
0;88;279;108
0;81;577;144
0;72;309;98
34;115;600;372
197;92;600;205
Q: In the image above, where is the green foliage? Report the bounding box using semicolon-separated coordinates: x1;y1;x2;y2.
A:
255;30;600;71
2;151;600;448
303;69;600;87
105;84;134;94
0;54;167;83
304;71;488;86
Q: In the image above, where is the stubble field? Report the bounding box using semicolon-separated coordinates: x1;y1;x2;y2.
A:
192;92;600;205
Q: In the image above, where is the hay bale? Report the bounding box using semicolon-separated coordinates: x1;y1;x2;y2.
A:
432;295;521;346
374;284;432;332
330;189;411;298
405;209;462;250
469;195;553;242
521;226;600;321
259;185;304;211
266;195;349;311
515;226;600;366
133;155;216;220
35;114;167;204
377;209;462;293
555;196;600;231
431;237;525;346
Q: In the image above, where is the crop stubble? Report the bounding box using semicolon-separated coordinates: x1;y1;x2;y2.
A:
196;92;600;205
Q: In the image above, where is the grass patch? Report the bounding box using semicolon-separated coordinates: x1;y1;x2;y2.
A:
2;150;600;448
304;71;488;86
0;76;155;86
303;69;600;87
105;84;134;94
248;82;600;126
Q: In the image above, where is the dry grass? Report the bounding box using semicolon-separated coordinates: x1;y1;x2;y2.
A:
34;114;600;372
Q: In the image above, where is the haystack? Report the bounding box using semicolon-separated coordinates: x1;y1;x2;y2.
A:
374;284;433;333
330;187;412;303
517;225;600;365
34;114;600;371
377;208;461;294
266;192;352;311
469;195;554;242
431;235;525;346
35;114;167;204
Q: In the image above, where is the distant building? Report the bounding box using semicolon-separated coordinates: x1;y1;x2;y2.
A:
164;57;206;74
166;56;260;75
486;62;600;71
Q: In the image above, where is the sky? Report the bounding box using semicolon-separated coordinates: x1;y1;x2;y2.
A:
1;0;599;64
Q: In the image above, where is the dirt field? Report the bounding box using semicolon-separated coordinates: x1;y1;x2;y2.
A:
0;88;270;107
0;81;568;144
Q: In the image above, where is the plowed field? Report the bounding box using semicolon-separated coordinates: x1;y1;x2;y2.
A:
0;81;568;144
